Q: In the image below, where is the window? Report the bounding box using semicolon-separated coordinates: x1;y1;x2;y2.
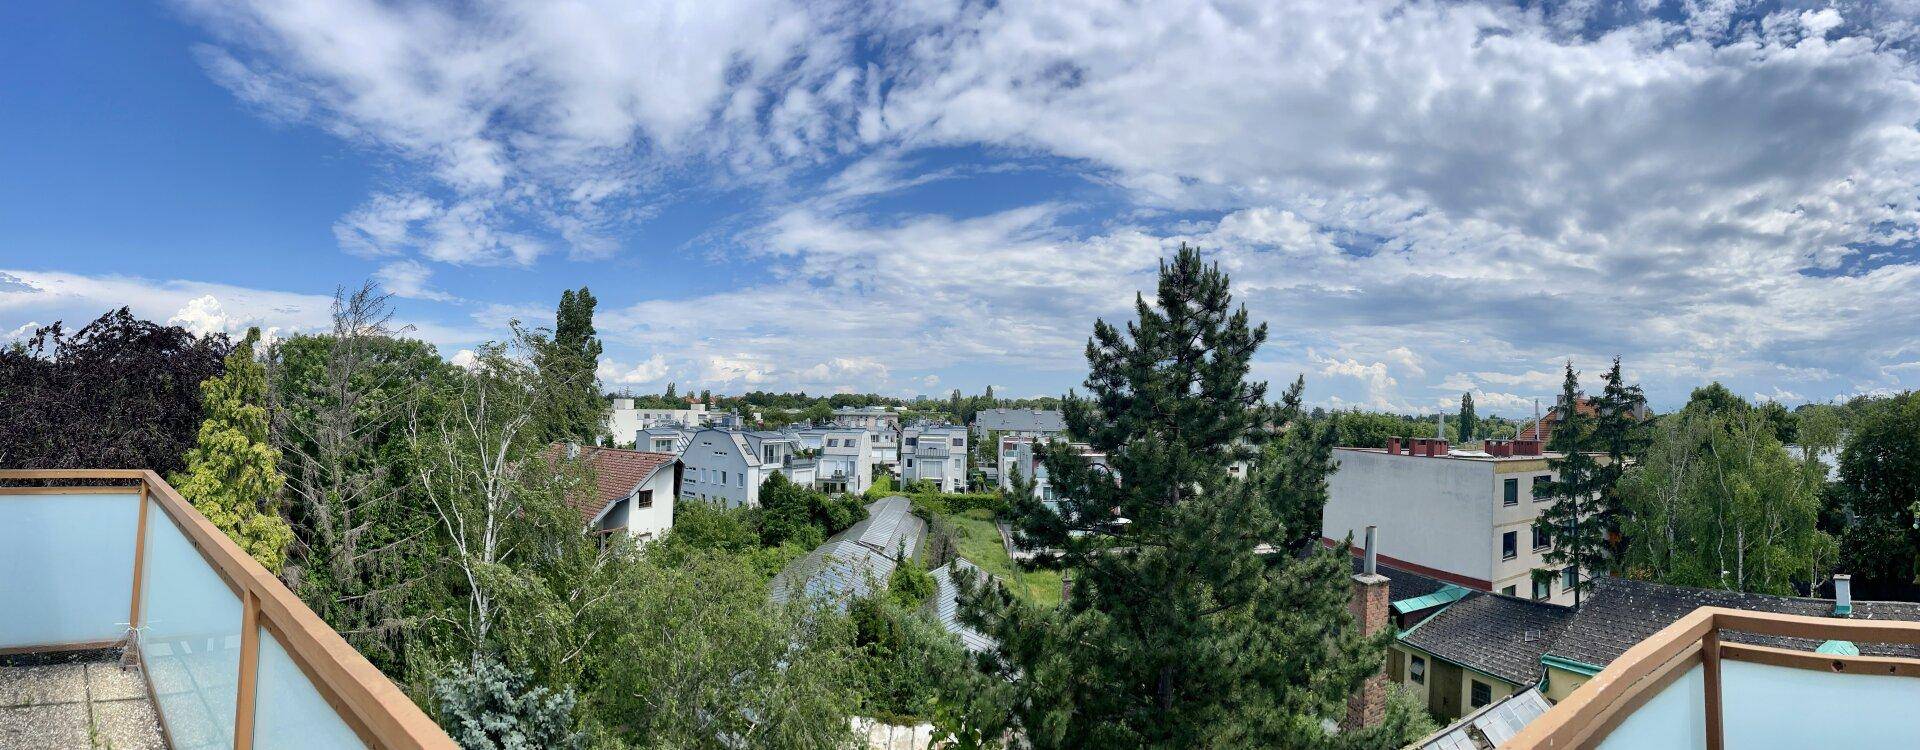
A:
720;470;728;485
826;439;838;447
1534;475;1552;501
951;438;963;447
1533;523;1550;551
1503;478;1519;506
1533;576;1552;601
1410;655;1426;684
738;473;745;488
1563;566;1578;591
1471;680;1492;708
1502;531;1517;560
906;458;915;468
635;490;654;509
1501;585;1517;596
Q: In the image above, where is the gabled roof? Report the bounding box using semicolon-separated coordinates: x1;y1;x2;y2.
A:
541;444;678;523
770;496;926;609
1549;577;1920;666
1403;576;1920;689
1400;593;1575;685
926;558;996;652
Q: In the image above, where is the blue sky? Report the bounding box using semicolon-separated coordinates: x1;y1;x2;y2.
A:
5;0;1920;415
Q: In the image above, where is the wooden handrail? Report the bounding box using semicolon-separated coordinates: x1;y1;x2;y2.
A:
0;469;456;750
1503;606;1920;749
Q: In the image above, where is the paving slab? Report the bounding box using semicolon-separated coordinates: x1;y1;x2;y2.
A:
0;702;90;749
0;663;87;708
91;699;166;749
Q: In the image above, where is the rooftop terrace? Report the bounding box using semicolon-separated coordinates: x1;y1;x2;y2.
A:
0;470;456;750
1505;607;1920;748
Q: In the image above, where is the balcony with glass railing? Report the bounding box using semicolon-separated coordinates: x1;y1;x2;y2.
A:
1503;606;1920;749
0;470;455;750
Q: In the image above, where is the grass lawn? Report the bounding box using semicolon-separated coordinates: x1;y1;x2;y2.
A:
945;507;1063;608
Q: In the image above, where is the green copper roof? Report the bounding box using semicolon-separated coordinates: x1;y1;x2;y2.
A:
1541;653;1604;677
1816;640;1859;656
1392;584;1471;615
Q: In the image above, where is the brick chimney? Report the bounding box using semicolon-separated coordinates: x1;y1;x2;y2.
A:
1345;525;1391;732
1386;437;1401;455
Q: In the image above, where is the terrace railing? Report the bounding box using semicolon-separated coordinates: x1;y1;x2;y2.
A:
0;469;456;750
1504;606;1920;749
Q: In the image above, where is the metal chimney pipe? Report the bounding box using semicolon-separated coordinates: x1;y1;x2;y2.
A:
1363;525;1378;576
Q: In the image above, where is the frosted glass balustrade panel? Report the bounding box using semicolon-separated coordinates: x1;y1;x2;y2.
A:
251;626;367;749
139;498;243;750
1594;663;1705;750
0;492;139;648
1722;659;1920;748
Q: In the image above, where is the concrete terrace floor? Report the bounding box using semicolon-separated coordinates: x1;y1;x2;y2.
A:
0;648;164;749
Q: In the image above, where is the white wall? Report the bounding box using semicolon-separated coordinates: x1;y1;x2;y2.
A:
681;430;756;507
1322;449;1495;585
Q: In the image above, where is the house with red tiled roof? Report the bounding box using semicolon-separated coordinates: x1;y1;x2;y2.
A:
543;443;682;543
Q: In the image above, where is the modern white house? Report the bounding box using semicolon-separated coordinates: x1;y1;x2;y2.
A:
678;428;810;507
831;405;900;433
785;426;876;495
607;397;713;445
1320;438;1587;606
637;426;693;454
997;435;1108;513
903;424;968;492
971;408;1066;440
545;443;682;543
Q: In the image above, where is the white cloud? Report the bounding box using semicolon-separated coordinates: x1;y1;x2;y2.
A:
373;259;458;302
3;321;39;344
598;354;670;385
167;294;236;336
156;0;1920;409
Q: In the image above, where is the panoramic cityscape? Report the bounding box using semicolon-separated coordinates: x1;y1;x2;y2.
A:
5;1;1920;749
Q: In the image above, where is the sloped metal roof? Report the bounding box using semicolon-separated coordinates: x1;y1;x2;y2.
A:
926;559;996;652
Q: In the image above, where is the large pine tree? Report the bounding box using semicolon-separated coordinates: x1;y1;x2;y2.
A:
172;328;295;572
1535;363;1606;608
958;246;1414;748
1590;356;1648;569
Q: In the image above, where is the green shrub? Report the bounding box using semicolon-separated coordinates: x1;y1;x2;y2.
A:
434;656;584;750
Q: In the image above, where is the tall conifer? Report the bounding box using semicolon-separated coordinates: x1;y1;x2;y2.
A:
172;328;295;572
958;245;1418;748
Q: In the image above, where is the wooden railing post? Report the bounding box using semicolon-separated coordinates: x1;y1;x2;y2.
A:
1703;621;1723;750
235;590;262;750
129;481;151;630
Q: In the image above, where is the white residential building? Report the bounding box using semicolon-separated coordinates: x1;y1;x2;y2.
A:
678;428;810;508
545;443;681;543
637;426;693;454
903;424;968;492
971;408;1066;440
607;397;713;445
998;435;1107;512
832;406;900;433
781;426;875;495
1319;438;1586;606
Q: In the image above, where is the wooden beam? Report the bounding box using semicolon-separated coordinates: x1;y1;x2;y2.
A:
1703;628;1723;750
1721;642;1920;678
0;640;123;657
1504;607;1715;748
234;591;261;750
129;482;150;629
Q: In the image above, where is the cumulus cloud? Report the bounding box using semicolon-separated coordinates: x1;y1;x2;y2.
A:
598;354;671;385
127;0;1920;410
373;259;459;302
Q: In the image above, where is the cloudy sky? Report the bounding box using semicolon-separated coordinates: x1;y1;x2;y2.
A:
4;0;1919;414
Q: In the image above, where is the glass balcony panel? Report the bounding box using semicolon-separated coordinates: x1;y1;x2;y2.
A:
1721;659;1920;747
1593;663;1705;750
139;497;242;750
252;625;368;750
0;492;139;648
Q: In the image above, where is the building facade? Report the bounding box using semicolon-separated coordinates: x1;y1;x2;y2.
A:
547;443;682;543
678;428;806;507
1321;438;1585;606
903;424;968;492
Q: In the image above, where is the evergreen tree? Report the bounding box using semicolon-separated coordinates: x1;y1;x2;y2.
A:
535;287;608;445
1590;357;1649;568
1456;392;1477;443
958;246;1416;748
171;328;296;572
1534;363;1606;608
